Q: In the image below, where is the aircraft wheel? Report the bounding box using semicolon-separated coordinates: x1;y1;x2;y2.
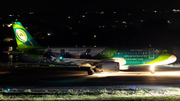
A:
93;68;103;73
151;70;155;74
88;69;94;75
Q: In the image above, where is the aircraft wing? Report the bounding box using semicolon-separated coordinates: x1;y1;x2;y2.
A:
59;58;103;67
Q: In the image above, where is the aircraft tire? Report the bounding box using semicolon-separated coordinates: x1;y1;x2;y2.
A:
151;70;155;74
88;69;94;75
93;68;103;73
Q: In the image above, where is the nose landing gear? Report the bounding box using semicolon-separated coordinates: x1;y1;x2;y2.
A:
150;65;155;74
150;69;155;74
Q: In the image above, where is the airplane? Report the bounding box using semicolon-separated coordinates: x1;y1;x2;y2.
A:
6;22;177;75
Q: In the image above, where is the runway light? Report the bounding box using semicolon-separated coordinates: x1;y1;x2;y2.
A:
47;33;51;36
132;87;136;90
7;88;10;92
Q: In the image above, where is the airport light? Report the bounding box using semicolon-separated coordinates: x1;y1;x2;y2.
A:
122;21;127;24
47;33;51;36
94;35;96;38
173;9;176;12
7;88;11;92
29;12;34;14
167;20;172;24
9;14;13;17
100;11;104;14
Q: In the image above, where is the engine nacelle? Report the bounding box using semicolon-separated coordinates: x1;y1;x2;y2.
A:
98;62;119;72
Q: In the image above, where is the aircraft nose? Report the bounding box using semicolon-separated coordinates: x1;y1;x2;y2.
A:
167;55;177;64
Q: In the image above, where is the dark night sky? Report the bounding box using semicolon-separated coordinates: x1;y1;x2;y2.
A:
1;0;180;14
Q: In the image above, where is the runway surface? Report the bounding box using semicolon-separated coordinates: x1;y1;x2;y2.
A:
1;66;180;90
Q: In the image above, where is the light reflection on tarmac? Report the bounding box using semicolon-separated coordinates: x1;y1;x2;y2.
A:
93;71;180;77
1;66;180;90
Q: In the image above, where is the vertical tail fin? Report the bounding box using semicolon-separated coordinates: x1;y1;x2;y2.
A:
12;22;42;51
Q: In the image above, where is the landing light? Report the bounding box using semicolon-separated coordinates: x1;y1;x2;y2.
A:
150;65;155;70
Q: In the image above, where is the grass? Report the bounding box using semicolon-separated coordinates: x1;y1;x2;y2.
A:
1;88;180;100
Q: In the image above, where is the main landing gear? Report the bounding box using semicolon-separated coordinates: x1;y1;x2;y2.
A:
88;69;94;75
